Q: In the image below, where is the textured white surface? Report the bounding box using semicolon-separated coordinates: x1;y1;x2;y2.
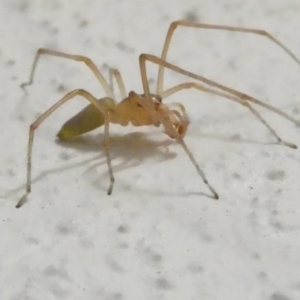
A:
1;0;300;299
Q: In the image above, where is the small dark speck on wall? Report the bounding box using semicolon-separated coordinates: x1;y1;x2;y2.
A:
17;0;29;12
155;277;173;290
269;292;291;300
184;10;199;22
79;20;88;28
6;60;15;66
117;225;129;233
266;170;286;181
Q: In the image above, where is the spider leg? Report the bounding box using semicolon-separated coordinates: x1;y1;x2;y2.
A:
142;54;300;126
103;110;115;195
161;82;297;148
157;20;300;94
132;89;219;199
136;60;219;199
21;48;115;100
138;53;300;199
109;68;127;99
17;89;114;208
177;138;219;199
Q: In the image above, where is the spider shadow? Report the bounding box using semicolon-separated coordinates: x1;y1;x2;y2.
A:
6;128;283;204
56;131;177;171
56;131;218;199
55;128;275;199
6;131;178;201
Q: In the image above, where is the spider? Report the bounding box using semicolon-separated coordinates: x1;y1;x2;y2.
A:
16;20;300;208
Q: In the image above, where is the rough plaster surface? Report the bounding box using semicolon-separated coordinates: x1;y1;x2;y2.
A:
1;1;300;299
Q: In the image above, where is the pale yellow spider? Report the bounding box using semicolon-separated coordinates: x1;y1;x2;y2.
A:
17;20;300;208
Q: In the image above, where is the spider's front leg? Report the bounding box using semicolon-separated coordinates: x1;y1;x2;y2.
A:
142;54;299;149
17;89;114;208
134;63;219;199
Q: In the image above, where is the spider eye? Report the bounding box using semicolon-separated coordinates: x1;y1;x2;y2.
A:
139;93;162;103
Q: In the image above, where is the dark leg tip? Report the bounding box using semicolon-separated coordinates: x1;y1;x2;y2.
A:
16;194;27;208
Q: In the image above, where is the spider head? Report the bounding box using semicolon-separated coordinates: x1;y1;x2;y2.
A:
158;103;189;139
129;91;189;138
168;108;189;139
